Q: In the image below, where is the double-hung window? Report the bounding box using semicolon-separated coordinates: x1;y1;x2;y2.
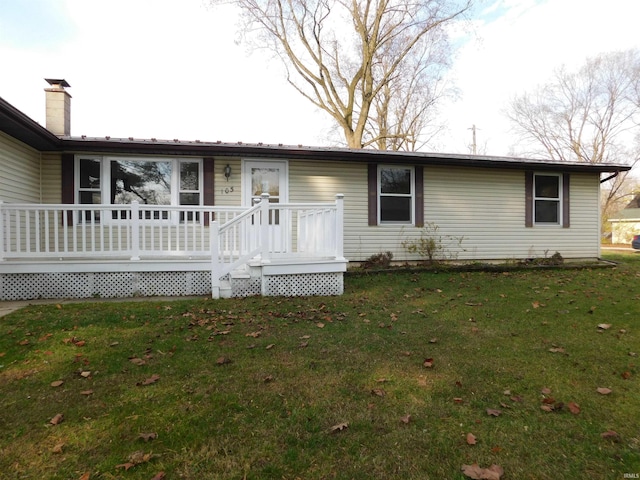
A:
378;165;414;224
525;172;569;228
533;173;561;225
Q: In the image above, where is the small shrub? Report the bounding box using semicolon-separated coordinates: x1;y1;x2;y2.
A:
362;251;393;269
402;222;465;264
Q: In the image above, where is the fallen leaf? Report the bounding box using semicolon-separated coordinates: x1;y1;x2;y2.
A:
78;472;90;480
466;433;477;445
621;371;632;380
245;331;261;338
80;371;91;378
400;414;411;424
52;442;65;453
532;301;540;309
429;337;438;343
541;387;552;395
299;335;311;339
263;375;274;383
540;405;554;412
423;358;434;368
453;397;464;404
216;356;231;365
265;344;275;350
19;339;30;346
139;432;158;442
568;402;581;414
596;387;612;395
137;374;160;386
150;473;166;480
486;408;502;417
115;462;136;471
130;357;146;366
461;463;504;480
548;347;565;354
316;322;325;328
329;422;348;433
371;388;385;397
74;340;86;347
597;323;611;330
601;430;620;441
298;341;309;348
80;390;94;396
50;413;64;425
50;380;64;388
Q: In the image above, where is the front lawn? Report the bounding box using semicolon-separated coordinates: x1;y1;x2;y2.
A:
1;254;639;479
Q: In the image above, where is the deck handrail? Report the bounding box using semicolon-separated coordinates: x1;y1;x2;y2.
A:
0;196;344;264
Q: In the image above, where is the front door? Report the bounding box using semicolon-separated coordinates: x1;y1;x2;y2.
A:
243;160;289;253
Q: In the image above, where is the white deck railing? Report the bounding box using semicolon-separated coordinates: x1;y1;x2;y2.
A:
0;195;344;266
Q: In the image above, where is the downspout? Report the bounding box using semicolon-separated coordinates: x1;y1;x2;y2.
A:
598;171;619;261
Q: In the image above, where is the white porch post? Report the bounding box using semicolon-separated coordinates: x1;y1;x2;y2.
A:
130;201;141;261
260;193;270;262
335;194;344;258
210;220;221;299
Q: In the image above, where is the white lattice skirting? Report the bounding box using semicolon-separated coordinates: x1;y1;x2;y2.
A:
0;270;345;300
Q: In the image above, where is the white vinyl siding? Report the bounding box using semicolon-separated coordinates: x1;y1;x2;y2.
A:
291;162;600;261
0;131;41;202
41;153;62;203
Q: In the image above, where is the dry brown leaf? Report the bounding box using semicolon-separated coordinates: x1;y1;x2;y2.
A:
245;331;261;338
597;323;611;330
601;430;620;441
461;463;504;480
532;301;541;309
486;408;502;417
52;442;65;454
541;387;552;395
423;358;434;368
80;390;94;396
115;462;136;471
299;335;311;339
298;341;309;348
265;344;275;350
78;472;90;480
400;414;412;424
548;347;566;354
329;422;349;433
371;388;386;397
316;322;325;328
263;375;274;383
80;371;91;378
50;380;64;387
568;402;581;414
621;371;632;380
540;405;553;412
139;432;158;442
596;387;612;395
216;356;231;365
137;374;160;386
466;433;477;445
50;413;64;425
130;357;146;366
150;473;166;480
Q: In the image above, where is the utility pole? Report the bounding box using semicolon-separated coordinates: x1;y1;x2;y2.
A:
468;124;477;155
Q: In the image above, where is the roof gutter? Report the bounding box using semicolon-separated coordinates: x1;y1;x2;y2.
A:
600;171;620;183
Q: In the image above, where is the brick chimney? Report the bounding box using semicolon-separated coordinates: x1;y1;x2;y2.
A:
44;78;71;136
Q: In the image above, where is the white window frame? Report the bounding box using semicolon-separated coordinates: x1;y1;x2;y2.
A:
533;173;562;226
378;165;415;225
74;155;203;223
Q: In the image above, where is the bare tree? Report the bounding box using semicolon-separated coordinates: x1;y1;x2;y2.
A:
506;49;640;216
212;0;472;149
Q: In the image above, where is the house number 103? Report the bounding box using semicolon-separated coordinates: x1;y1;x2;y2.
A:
221;186;235;194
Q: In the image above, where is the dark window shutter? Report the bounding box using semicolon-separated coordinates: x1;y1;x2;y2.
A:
415;165;424;227
368;163;377;226
562;173;570;228
61;153;74;225
525;171;533;228
203;157;215;226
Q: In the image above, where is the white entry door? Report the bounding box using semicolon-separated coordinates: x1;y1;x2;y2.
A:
243;160;289;253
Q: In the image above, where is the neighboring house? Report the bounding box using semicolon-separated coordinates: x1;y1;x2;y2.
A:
609;194;640;244
0;80;631;300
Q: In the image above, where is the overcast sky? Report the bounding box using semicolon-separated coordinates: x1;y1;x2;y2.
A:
1;0;639;156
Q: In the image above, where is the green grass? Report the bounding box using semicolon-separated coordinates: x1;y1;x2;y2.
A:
1;253;639;479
